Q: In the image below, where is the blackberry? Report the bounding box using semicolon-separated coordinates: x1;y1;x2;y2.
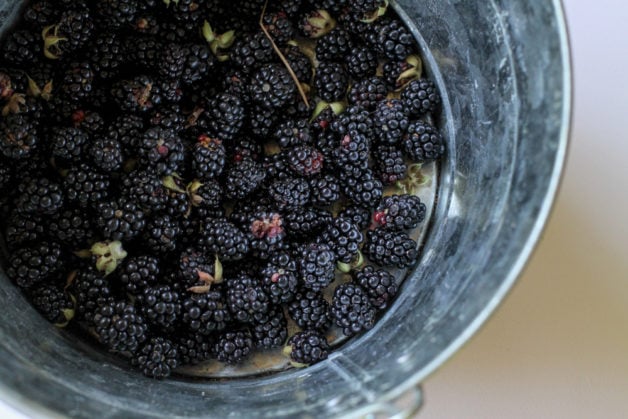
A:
16;177;64;215
224;158;266;200
132;337;180;379
3;212;45;249
1;30;42;67
182;291;231;335
308;174;340;207
285;330;329;365
314;62;348;102
70;266;112;323
207;93;245;141
44;6;94;58
111;75;162;113
269;177;311;209
273;118;313;148
72;110;105;136
139;128;184;175
402;120;445;163
140;284;182;332
251;64;296;110
247;211;286;259
401;79;441;116
345;171;383;208
107;114;145;151
176;332;213;366
284;45;313;83
287;289;332;332
177;247;217;287
226;275;271;324
89;138;124;173
373;99;410;145
62;62;94;102
286;145;324;178
331;283;376;337
48;208;95;247
348;0;386;15
274;0;303;18
363;228;418;268
0;68;22;100
318;217;364;263
230;32;275;72
181;43;216;85
229;137;263;162
63;163;110;208
221;68;251;103
94;300;148;353
158;43;188;80
131;14;161;36
23;1;59;28
333;131;370;180
214;329;253;364
373;145;407;185
88;34;125;80
348;76;388;110
331;105;374;139
149;105;186;132
143;214;181;255
262;11;296;45
373;194;426;231
252;306;288;349
162;177;191;219
50;127;88;162
299;243;335;292
95;199;146;241
96;0;138;29
263;153;291;181
283;207;333;239
375;18;415;61
126;36;161;69
0;114;38;160
261;252;298;304
354;265;398;309
118;255;160;295
187;180;223;218
315;28;352;61
120;170;167;213
247;104;279;139
6;241;63;289
196;218;250;261
229;198;273;230
345;45;378;79
29;284;74;326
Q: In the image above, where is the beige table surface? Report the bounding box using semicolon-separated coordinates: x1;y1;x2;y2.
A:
421;0;628;417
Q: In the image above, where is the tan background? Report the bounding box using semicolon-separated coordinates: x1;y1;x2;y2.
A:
421;0;628;417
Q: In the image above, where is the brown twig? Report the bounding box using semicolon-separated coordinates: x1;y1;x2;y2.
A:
259;0;310;108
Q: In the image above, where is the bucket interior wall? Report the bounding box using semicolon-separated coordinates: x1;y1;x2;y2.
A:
0;0;570;417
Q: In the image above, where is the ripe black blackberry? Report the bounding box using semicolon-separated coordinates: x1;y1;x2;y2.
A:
0;113;38;160
176;246;218;288
50;127;88;162
283;45;313;83
402;120;446;163
96;0;138;29
261;252;298;304
229;137;263;162
331;283;376;337
338;205;371;230
176;332;213;366
118;255;160;295
95;199;146;241
252;306;288;349
221;68;251;103
63;163;110;208
373;99;410;145
318;217;364;263
143;214;181;255
132;337;180;379
1;29;42;67
158;43;188;81
16;177;64;215
111;75;162;113
287;145;324;177
345;171;383;209
149;105;186;132
94;300;148;353
48;208;95;247
247;104;279;138
246;211;286;259
88;34;125;80
182;290;232;335
263;11;296;45
139;128;184;175
125;35;161;69
196;218;250;261
6;241;63;290
401;78;441;116
314;62;349;102
43;6;94;58
315;27;353;61
299;243;335;292
374;145;407;185
214;329;253;364
182;43;216;85
288;289;332;332
140;284;182;332
374;18;415;61
354;265;398;309
72;110;105;136
333;131;370;180
269;177;311;209
363;228;419;268
226;275;271;324
205;92;245;142
29;284;74;326
308;173;340;207
373;194;426;231
250;64;296;110
348;0;386;16
61;62;94;102
71;266;112;324
23;1;59;28
331;105;374;140
106;114;145;151
120;170;167;213
89;138;124;173
230;32;276;72
273;0;303;17
285;330;329;365
346;45;378;79
348;76;388;110
188;180;223;218
273;118;313;148
162;177;191;219
224;158;266;200
283;206;333;239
